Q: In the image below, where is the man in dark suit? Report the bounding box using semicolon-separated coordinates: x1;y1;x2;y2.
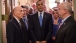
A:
29;0;53;43
6;6;29;43
54;2;76;43
21;5;32;43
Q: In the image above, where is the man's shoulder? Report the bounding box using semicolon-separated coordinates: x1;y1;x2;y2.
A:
44;12;52;15
44;12;52;16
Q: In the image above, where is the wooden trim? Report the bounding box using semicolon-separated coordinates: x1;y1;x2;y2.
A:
0;0;3;43
5;0;10;24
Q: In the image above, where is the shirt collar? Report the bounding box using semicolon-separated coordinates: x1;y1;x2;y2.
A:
38;11;44;14
14;16;20;23
38;11;44;18
23;16;27;19
62;15;71;23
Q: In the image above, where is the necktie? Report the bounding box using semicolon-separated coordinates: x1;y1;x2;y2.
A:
19;21;21;27
39;12;42;27
23;18;28;29
58;22;63;30
19;21;23;29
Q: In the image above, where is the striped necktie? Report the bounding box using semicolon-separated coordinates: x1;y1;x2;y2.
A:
58;22;63;30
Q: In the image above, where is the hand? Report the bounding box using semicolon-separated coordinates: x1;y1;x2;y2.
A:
52;36;56;41
41;41;47;43
36;41;41;43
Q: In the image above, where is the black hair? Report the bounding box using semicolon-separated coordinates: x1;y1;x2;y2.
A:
21;5;29;9
21;5;25;8
36;0;42;5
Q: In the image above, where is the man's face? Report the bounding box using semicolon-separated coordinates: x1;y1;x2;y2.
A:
26;8;29;15
23;8;27;17
36;1;44;12
14;7;24;19
58;5;66;19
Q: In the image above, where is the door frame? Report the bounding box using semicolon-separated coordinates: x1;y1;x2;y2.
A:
0;0;3;43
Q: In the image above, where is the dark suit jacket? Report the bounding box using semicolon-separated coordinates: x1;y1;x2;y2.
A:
6;17;28;43
55;16;76;43
22;15;32;40
29;12;53;43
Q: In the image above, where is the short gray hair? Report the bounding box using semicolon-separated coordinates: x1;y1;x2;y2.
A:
61;2;72;14
21;5;29;10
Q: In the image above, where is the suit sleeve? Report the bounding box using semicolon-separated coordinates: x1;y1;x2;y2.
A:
6;22;15;43
45;14;53;41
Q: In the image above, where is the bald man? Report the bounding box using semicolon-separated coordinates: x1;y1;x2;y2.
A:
54;2;76;43
6;6;29;43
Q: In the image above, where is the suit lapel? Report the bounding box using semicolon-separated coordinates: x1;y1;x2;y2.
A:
12;18;23;32
35;12;47;28
35;12;40;27
20;19;28;31
42;12;47;27
13;18;21;28
56;16;75;40
58;22;66;31
58;16;72;32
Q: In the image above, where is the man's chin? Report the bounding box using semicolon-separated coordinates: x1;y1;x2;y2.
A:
23;16;26;17
39;10;43;12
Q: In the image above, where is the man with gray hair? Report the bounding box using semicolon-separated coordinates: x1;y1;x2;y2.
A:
54;2;76;43
21;5;32;43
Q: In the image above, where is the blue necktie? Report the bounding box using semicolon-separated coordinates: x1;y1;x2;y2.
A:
23;18;28;29
39;12;42;27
